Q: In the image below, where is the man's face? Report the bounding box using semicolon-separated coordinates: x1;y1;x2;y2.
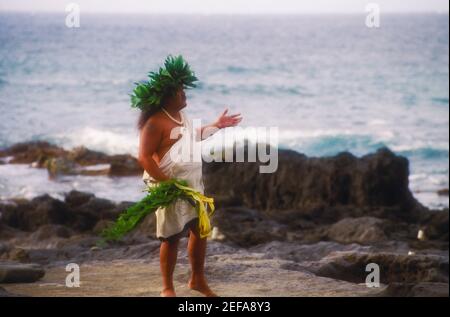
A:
176;88;187;109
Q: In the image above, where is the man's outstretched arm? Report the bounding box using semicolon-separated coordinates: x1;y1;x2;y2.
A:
197;108;243;141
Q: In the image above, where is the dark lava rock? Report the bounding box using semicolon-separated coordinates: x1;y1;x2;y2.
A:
326;217;391;244
211;207;287;247
379;282;449;297
204;147;421;222
0;141;142;177
0;141;66;165
304;251;449;285
1;192;121;233
0;263;45;283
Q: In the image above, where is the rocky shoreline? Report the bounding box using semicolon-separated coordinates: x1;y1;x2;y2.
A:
0;141;448;297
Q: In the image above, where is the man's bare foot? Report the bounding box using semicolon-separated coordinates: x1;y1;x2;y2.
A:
160;288;176;297
188;278;218;297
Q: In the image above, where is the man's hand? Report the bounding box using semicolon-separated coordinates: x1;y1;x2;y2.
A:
198;108;243;141
214;108;242;129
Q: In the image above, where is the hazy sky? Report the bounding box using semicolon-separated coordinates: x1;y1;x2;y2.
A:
0;0;448;14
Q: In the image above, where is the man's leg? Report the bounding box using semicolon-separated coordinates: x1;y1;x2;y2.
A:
160;238;179;297
187;224;217;297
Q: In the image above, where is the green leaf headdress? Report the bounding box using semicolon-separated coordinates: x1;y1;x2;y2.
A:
130;55;198;111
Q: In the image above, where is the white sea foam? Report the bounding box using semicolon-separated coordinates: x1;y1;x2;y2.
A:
391;142;450;153
0;164;144;202
56;127;139;156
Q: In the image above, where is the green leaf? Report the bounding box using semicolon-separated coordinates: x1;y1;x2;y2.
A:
129;55;199;111
100;179;190;243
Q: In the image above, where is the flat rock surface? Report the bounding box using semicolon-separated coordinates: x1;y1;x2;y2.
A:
3;253;384;297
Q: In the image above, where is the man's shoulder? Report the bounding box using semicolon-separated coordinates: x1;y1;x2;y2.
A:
147;110;166;123
143;112;164;131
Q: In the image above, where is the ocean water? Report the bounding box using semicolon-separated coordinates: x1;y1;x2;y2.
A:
0;13;448;208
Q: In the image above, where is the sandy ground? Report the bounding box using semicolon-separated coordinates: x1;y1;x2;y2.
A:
3;251;384;297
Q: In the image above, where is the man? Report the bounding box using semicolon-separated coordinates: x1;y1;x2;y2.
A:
134;56;242;297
